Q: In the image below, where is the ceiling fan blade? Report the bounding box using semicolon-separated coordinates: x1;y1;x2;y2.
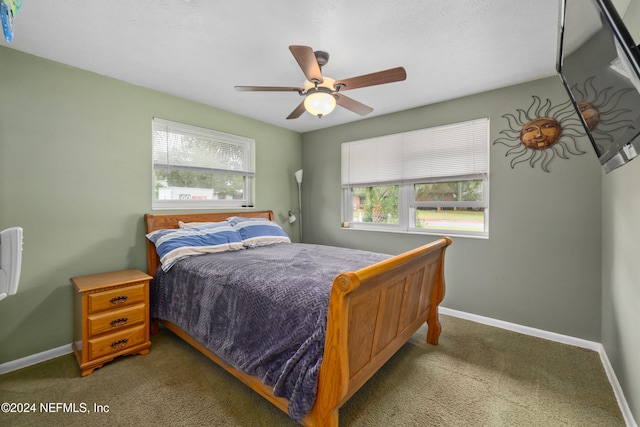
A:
286;101;307;120
334;67;407;91
335;94;374;116
235;85;303;92
289;45;323;83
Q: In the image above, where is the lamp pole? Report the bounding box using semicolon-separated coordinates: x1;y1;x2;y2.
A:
295;169;303;242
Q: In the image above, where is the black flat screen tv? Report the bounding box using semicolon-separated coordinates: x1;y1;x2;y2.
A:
557;0;640;173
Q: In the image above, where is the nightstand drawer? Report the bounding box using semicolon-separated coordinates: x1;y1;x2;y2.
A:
88;324;146;360
88;304;146;336
88;282;146;314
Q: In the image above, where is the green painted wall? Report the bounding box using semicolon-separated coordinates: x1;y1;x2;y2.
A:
302;76;604;341
0;46;302;363
602;0;640;421
602;152;640;423
623;0;640;40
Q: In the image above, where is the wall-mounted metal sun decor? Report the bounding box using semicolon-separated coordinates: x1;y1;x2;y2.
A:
493;95;586;172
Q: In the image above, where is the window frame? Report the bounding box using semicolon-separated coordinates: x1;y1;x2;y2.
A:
151;118;255;210
341;119;490;238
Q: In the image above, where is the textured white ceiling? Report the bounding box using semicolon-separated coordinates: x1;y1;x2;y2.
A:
1;0;565;133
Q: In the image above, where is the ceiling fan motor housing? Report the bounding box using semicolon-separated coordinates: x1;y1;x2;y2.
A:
314;50;330;69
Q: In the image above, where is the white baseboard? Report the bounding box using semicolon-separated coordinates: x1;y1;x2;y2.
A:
597;346;638;427
1;309;636;427
439;307;601;350
440;306;637;427
0;343;73;376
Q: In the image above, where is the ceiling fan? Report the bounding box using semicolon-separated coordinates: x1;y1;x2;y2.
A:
234;45;407;119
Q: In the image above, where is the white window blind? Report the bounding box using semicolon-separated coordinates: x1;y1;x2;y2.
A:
153;118;255;176
341;118;489;186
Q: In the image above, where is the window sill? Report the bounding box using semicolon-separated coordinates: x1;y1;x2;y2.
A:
340;224;488;240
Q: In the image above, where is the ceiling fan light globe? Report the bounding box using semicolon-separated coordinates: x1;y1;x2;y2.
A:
304;92;336;117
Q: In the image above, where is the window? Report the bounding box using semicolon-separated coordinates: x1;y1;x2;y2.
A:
152;118;255;210
341;118;489;238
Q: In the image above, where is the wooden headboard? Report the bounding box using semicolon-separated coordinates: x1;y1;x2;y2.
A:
144;210;275;276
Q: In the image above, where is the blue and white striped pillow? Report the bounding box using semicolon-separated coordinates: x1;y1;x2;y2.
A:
146;222;244;271
226;217;291;248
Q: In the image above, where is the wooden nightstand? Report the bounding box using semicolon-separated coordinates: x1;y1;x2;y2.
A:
71;268;153;377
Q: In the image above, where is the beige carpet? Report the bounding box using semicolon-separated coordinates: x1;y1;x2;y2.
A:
0;315;624;426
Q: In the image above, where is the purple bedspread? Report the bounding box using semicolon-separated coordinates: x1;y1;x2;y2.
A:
150;242;390;421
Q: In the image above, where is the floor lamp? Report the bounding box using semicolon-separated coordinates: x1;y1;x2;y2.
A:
295;169;303;242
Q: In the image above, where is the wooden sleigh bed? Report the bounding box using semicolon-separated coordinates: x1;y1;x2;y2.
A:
144;210;451;426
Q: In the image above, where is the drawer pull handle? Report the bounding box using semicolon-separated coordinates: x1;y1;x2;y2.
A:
110;339;128;349
110;318;128;328
110;296;128;305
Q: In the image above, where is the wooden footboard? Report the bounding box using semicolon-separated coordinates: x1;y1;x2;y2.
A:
304;237;451;426
144;211;451;426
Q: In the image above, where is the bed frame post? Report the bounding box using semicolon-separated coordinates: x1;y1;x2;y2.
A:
427;239;448;345
304;272;357;427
